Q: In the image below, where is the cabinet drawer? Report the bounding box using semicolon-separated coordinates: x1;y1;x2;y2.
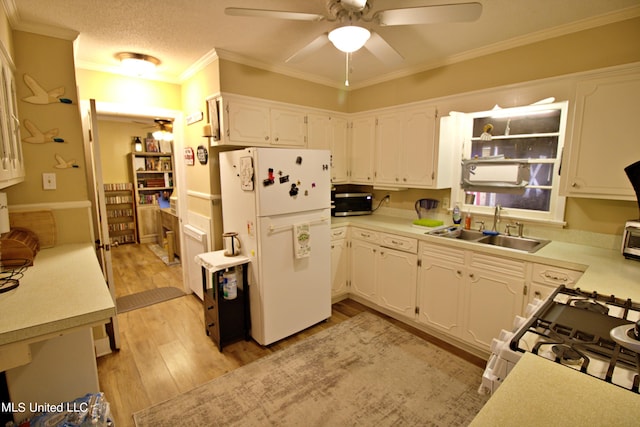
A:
469;252;526;279
331;227;347;241
380;233;417;254
351;227;380;244
531;264;583;287
419;241;465;264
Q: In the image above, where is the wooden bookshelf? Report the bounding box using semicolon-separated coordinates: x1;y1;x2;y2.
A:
104;183;137;245
129;151;174;244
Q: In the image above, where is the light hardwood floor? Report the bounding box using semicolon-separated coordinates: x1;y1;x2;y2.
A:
98;243;483;427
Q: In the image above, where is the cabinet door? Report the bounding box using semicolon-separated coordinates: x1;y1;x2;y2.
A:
137;205;160;243
330;116;349;183
330;239;348;298
377;247;417;317
402;107;437;186
349;116;376;184
307;113;331;150
226;99;270;145
350;238;378;302
416;243;465;336
563;67;640;200
270;107;306;146
375;113;402;185
462;253;525;350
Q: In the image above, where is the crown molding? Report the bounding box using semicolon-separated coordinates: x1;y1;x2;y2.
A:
352;5;640;89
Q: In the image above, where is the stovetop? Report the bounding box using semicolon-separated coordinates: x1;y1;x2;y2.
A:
511;285;640;392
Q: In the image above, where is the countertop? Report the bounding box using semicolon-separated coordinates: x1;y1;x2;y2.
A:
0;243;116;346
470;353;640;426
332;215;640;301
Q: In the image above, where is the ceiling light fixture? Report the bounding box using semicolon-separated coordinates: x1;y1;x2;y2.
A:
328;25;371;53
116;52;160;76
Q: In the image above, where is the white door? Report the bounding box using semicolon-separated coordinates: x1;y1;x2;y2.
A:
81;99;120;350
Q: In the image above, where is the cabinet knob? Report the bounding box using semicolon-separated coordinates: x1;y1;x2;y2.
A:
265;136;269;141
469;273;475;279
571;182;578;188
275;137;279;142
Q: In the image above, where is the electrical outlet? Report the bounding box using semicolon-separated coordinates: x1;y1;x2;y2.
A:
442;197;449;209
43;173;57;190
384;195;390;204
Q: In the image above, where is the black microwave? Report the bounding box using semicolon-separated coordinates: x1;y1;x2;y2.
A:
332;192;373;216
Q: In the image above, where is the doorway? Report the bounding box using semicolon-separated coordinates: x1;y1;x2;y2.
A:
95;114;185;300
85;100;189;300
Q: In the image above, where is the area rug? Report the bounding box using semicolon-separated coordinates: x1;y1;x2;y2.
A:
146;243;180;266
133;312;489;426
116;287;185;313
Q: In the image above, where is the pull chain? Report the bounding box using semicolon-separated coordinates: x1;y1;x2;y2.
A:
344;52;350;87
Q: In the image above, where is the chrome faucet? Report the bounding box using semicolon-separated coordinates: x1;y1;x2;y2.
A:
492;204;502;232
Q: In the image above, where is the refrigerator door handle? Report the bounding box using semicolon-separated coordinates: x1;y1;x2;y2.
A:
267;215;330;234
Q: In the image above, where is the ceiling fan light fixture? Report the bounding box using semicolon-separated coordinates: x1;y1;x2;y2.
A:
328;25;370;53
116;52;160;76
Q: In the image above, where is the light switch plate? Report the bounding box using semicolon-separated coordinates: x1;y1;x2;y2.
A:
43;173;56;190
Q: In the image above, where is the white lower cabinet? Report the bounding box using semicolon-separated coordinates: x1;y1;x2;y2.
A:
417;242;526;351
377;234;418;318
416;242;465;337
330;227;349;299
349;228;418;317
461;252;526;349
350;228;380;302
527;263;583;305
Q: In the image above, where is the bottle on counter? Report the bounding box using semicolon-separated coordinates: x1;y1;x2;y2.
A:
452;203;461;224
464;210;472;230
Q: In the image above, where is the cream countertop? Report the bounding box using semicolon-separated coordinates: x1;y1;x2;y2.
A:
332;215;640;301
470;353;640;426
0;243;116;346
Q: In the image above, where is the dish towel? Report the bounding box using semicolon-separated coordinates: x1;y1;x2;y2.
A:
293;223;311;259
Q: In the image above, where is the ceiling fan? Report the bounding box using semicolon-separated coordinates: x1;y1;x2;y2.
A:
225;0;482;85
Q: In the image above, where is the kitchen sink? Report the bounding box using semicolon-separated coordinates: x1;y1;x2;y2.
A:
476;234;550;253
427;226;550;253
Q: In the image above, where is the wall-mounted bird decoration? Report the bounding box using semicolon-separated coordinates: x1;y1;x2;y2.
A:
22;119;64;143
23;74;72;104
54;154;78;169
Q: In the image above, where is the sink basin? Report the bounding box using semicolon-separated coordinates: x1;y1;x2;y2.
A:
427;227;484;240
427;226;550;253
476;234;550;253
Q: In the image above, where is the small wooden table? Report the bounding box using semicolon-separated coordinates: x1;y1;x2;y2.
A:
194;251;250;351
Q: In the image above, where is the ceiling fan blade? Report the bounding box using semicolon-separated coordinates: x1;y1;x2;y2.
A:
225;7;325;22
364;32;403;66
375;2;482;26
285;34;330;63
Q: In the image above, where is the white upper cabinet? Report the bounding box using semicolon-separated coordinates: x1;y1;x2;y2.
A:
349;114;376;184
218;94;306;147
375;106;441;188
562;65;640;200
308;113;349;183
0;59;24;188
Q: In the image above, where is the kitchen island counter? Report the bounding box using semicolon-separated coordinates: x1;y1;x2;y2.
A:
332;215;640;301
470;352;640;426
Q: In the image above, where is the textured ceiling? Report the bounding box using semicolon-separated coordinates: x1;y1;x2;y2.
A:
7;0;640;88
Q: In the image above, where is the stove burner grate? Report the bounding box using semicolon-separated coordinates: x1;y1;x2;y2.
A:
571;299;610;315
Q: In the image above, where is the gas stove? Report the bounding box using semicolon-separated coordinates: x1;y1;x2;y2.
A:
481;286;640;395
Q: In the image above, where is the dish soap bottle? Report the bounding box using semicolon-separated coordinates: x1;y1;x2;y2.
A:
452;203;461;224
464;210;472;230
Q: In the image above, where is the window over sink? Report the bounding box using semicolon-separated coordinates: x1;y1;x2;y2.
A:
448;100;569;225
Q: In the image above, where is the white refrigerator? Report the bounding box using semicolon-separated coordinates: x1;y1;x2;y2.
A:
219;147;332;345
